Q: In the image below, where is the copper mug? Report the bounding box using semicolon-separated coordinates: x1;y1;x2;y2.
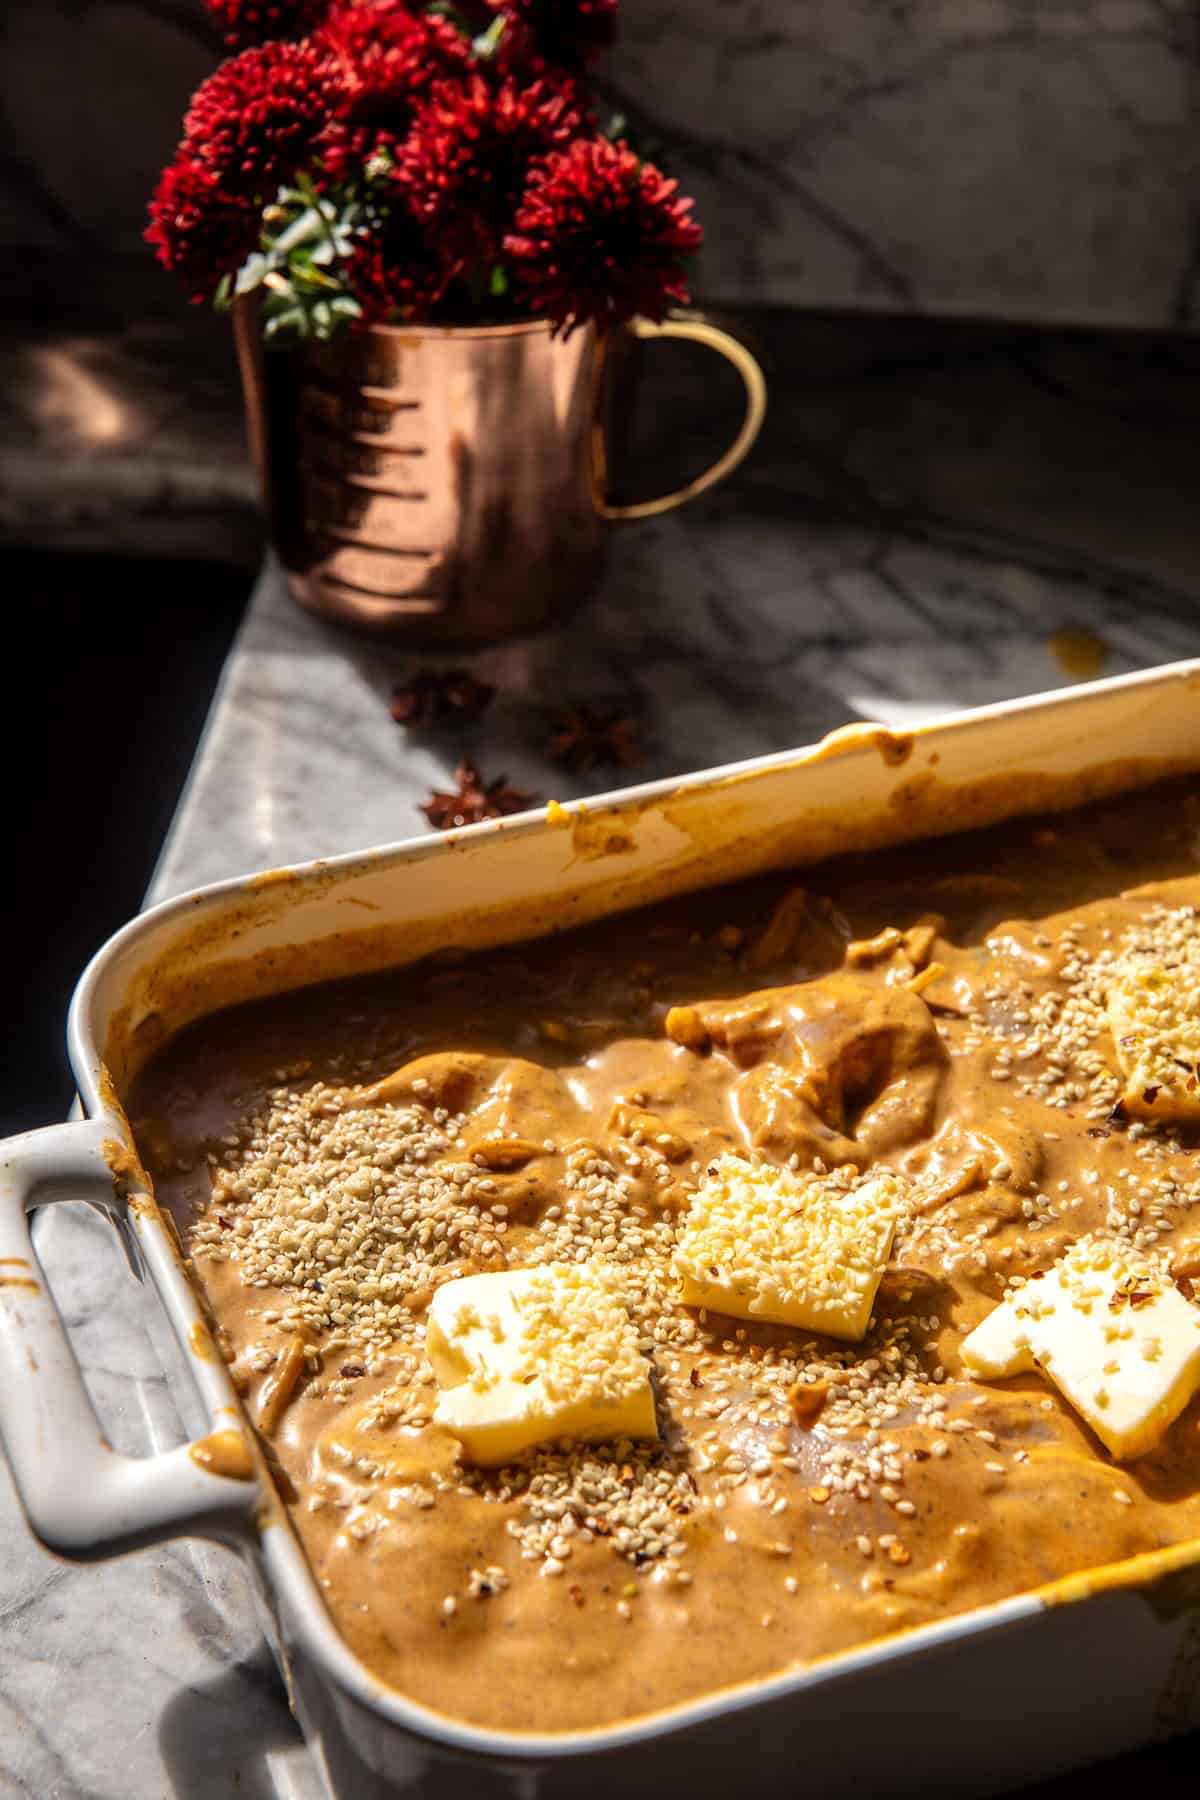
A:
234;302;766;644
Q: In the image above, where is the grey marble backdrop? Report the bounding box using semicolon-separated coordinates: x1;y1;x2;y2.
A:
3;0;1198;327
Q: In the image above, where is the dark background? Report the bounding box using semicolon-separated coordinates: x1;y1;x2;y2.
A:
0;550;251;1135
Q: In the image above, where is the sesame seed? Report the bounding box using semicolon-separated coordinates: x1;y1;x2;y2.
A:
179;871;1200;1665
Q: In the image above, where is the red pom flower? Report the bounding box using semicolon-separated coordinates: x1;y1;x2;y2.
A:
315;0;469;103
488;0;618;70
183;39;341;202
148;40;339;301
504;136;701;333
149;0;704;338
314;1;471;181
399;73;582;257
345;196;458;323
145;156;262;302
202;0;331;52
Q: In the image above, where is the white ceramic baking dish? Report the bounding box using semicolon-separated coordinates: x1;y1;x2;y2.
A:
5;659;1200;1799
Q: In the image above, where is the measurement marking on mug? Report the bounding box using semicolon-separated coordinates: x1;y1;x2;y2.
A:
299;373;422;408
310;520;436;547
318;576;442;609
297;414;428;455
317;519;433;546
354;385;424;407
342;435;428;452
315;477;432;501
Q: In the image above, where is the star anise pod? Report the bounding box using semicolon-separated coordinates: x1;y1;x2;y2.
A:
391;666;495;729
546;704;642;772
420;760;537;831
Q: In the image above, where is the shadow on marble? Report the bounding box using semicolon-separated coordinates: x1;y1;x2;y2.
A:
157;1643;308;1800
151;484;1200;900
0;261;260;565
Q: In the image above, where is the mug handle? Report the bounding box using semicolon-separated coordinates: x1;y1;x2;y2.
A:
596;311;768;521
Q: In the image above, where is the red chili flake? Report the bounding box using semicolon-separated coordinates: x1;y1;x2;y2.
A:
568;1583;586;1608
1143;1085;1161;1105
218;1215;233;1231
340;1362;366;1378
1127;1288;1155;1310
688;1367;703;1388
1176;1276;1195;1302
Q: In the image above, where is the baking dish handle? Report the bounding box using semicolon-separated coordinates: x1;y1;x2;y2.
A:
0;1117;258;1556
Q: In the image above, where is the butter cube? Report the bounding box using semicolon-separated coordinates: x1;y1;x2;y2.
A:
961;1235;1200;1460
1106;954;1200;1122
426;1265;657;1466
673;1156;905;1341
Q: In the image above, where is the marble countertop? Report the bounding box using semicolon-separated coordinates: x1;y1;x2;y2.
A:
6;308;1200;1798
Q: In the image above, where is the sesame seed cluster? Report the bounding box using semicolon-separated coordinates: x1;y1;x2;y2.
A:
527;1144;705;1389
190;1078;712;1566
1001;904;1197;1117
508;1267;652;1406
190;1059;960;1579
979;903;1200;1258
191;1080;512;1354
672;1302;953;1555
177;844;1200;1665
674;1156;904;1333
1106;935;1200;1121
473;1440;697;1571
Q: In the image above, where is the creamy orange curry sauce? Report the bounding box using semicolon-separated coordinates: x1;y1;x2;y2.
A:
131;778;1200;1732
